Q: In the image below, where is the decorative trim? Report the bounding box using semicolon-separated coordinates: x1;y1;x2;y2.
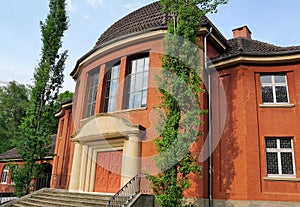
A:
73;30;166;78
211;54;300;69
55;102;73;117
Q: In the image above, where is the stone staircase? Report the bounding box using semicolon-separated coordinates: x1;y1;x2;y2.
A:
2;188;112;207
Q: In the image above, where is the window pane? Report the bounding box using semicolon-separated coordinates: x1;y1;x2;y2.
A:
266;138;277;148
281;152;294;174
275;86;288;103
105;80;111;97
280;139;292;149
144;57;149;71
110;80;118;96
141;90;147;107
111;65;120;79
131;60;137;74
130;75;135;92
135;73;143;91
143;73;148;90
262;86;273;103
266;152;279;174
128;93;134;109
107;96;116;112
133;92;142;108
136;58;144;73
274;75;286;83
104;98;109;112
260;75;272;83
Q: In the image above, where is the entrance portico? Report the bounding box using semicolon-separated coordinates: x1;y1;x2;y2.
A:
68;114;144;193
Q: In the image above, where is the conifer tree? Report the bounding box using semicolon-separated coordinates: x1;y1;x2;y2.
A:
149;1;227;206
11;0;68;196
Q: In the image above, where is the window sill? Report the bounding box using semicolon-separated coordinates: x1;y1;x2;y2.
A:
259;103;295;108
110;107;147;114
263;177;300;182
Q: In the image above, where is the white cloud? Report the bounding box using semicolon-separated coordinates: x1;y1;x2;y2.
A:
67;0;77;12
85;0;105;9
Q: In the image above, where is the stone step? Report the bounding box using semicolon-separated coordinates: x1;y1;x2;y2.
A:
31;195;108;206
41;189;112;201
5;188;113;207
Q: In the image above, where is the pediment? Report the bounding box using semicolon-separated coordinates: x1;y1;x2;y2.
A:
72;114;143;143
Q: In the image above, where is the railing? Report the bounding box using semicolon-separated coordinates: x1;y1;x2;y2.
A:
106;174;151;207
34;173;51;191
0;192;16;204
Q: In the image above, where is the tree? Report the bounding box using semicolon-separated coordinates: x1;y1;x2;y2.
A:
148;1;227;206
0;81;30;153
11;0;69;197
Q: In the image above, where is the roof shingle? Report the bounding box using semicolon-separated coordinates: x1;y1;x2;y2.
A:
212;37;300;62
93;1;228;49
0;135;56;161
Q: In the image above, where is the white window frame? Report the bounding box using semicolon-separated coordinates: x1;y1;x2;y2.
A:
125;56;149;109
260;74;289;104
1;166;9;184
265;138;296;178
86;70;99;117
104;63;120;112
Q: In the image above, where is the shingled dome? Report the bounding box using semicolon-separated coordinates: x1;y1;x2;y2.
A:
93;1;227;49
93;1;167;49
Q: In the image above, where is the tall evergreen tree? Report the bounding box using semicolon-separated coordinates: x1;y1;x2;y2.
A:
149;1;227;206
11;0;68;196
0;81;30;153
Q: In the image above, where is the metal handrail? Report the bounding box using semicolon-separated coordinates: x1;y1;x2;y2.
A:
106;174;148;207
0;192;16;204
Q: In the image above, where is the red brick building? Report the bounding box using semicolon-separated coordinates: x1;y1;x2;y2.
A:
49;1;300;206
0;137;55;193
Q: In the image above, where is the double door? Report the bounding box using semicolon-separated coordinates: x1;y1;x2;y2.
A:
94;151;122;193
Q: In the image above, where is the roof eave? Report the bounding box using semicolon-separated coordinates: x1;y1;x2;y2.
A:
211;51;300;69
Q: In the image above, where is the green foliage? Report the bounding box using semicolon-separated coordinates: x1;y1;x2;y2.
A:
148;1;227;206
0;81;30;153
54;90;74;112
11;0;69;197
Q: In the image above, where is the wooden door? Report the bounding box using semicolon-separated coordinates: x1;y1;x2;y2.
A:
94;151;122;193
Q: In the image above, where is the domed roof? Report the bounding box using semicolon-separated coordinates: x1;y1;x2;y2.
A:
71;1;228;77
94;1;167;48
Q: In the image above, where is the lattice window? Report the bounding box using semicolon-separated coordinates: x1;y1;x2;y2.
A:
260;74;289;104
265;138;295;177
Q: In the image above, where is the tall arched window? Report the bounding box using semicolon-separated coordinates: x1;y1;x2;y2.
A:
1;165;9;184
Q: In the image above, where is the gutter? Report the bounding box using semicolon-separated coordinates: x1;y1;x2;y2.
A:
204;27;213;207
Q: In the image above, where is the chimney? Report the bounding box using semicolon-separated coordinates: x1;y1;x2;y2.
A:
232;26;252;39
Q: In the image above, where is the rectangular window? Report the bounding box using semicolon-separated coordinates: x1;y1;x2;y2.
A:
125;56;149;109
260;74;289;104
265;138;295;177
86;69;99;117
1;166;9;184
104;64;120;112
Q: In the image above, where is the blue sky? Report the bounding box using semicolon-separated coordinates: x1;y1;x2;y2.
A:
0;0;299;91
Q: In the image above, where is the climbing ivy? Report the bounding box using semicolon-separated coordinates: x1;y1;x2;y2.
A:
149;1;227;206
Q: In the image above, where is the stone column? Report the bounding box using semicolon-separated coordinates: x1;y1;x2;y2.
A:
121;133;142;186
69;142;82;191
84;147;93;192
79;145;88;191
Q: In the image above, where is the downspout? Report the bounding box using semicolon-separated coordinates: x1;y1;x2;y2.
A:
204;27;213;207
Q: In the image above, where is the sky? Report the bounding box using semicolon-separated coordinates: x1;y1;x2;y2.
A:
0;0;299;92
